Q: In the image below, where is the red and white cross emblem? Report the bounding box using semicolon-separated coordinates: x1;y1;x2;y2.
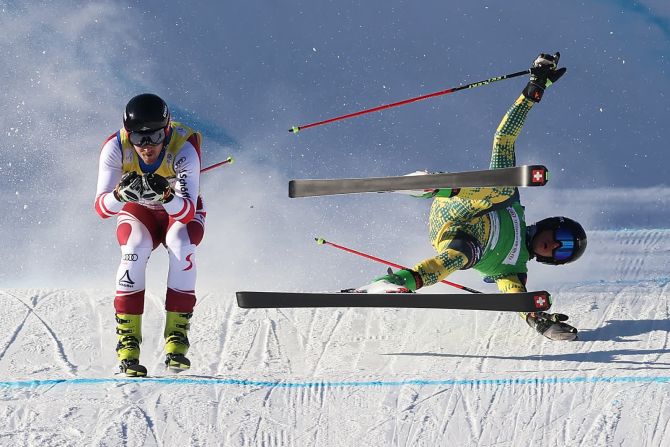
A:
534;294;547;309
532;169;545;184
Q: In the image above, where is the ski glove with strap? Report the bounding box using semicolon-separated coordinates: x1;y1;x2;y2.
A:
141;173;174;203
114;172;143;203
526;311;578;341
522;52;567;103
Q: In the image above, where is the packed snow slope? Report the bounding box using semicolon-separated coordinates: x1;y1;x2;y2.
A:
2;229;670;446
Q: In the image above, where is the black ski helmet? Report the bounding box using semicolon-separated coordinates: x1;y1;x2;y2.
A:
123;93;170;132
528;216;587;265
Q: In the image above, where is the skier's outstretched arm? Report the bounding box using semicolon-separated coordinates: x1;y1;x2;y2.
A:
412;248;471;288
489;95;534;170
490;52;566;170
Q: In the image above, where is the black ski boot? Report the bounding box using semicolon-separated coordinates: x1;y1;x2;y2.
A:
526;312;578;341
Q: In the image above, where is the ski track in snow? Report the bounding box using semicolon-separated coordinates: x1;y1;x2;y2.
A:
0;289;78;375
1;230;670;445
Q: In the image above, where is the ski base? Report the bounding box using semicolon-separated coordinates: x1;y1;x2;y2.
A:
236;290;551;312
289;165;549;198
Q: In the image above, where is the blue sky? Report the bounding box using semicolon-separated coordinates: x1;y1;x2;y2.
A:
0;1;668;289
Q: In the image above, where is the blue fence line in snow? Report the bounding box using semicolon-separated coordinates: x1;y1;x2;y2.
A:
1;375;670;389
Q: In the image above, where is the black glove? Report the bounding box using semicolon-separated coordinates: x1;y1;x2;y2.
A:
522;52;567;103
526;311;577;341
114;172;143;202
141;173;174;203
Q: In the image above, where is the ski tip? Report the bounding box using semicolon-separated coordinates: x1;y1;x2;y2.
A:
226;156;234;164
289;126;300;134
288;181;297;198
533;291;552;311
527;165;550;186
315;237;326;244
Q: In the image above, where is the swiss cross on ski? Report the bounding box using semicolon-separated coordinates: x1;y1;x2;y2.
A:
528;165;549;186
533;293;551;309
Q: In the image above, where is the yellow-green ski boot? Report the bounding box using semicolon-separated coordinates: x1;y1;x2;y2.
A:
164;311;192;371
116;313;147;377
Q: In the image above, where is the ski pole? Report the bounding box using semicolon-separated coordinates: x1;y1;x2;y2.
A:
290;69;530;133
201;156;234;173
315;237;482;294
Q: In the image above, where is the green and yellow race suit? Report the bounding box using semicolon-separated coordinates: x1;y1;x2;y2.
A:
413;94;535;294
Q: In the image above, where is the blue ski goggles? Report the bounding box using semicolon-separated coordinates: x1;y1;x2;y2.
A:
553;227;576;262
129;128;166;147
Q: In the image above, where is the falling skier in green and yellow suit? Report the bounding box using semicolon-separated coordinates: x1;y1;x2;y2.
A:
356;52;587;341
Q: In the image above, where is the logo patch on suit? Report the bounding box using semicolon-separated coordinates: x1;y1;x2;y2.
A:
119;270;135;287
183;253;194;271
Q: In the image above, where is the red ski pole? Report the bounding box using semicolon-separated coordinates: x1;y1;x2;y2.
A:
201;156;234;173
316;237;482;294
290;69;530;133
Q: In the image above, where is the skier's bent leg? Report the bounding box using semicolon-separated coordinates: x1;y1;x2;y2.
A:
163;218;203;368
114;214;155;376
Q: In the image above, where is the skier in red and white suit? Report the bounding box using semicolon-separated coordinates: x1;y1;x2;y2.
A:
94;93;204;376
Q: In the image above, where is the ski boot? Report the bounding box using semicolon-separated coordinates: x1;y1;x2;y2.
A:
351;268;422;293
119;359;148;377
116;313;147;377
164;311;192;371
525;311;578;341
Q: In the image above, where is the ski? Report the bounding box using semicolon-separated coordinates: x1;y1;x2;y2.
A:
236;290;551;312
288;164;549;198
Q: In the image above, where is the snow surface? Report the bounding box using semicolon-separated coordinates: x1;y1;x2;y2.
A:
2;230;670;446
